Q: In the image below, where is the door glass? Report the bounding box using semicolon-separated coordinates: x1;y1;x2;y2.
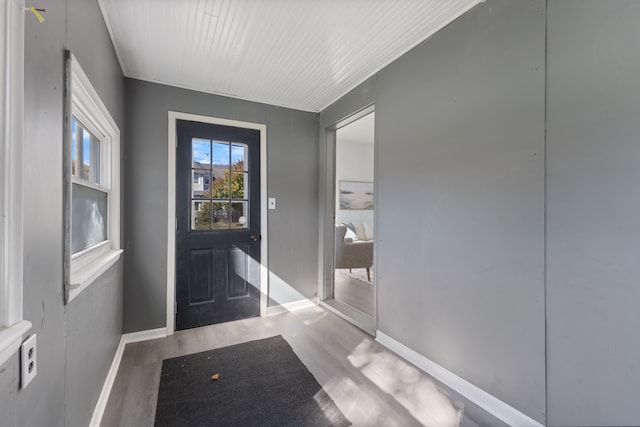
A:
192;138;211;200
231;143;247;170
192;138;211;167
212;141;230;166
211;167;230;198
231;172;247;199
191;137;249;230
192;200;211;230
230;202;248;229
212;202;230;229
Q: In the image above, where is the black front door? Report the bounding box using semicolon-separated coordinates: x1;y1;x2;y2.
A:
176;120;261;330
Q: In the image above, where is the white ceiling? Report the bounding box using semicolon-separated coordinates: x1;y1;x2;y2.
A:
98;0;481;112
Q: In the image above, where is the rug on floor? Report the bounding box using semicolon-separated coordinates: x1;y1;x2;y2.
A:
154;335;351;427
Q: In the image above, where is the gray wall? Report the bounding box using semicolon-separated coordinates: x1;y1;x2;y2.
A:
0;0;125;426
546;1;640;425
377;0;546;421
321;0;546;423
123;79;319;333
322;1;640;425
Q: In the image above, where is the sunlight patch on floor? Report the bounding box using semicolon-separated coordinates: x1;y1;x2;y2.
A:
322;375;409;427
348;339;463;427
302;311;329;326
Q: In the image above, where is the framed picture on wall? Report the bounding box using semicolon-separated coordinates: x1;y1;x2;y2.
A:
339;181;374;210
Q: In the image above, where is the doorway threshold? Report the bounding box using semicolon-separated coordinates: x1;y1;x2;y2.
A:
320;299;375;336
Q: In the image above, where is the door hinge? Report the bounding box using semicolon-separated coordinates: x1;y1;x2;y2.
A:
175;301;177;314
176;217;178;231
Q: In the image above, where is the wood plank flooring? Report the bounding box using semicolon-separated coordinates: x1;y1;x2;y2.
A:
334;268;375;317
100;307;507;427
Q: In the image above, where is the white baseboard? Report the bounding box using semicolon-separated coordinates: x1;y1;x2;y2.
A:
88;335;125;427
375;331;544;427
89;327;167;426
267;298;317;316
122;327;167;344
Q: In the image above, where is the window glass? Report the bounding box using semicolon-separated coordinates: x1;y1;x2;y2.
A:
71;117;101;184
71;116;108;254
71;183;107;253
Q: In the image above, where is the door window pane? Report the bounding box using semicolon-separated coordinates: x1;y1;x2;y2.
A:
231;172;247;199
192;200;211;230
72;183;107;253
192;138;211;167
231;143;247;171
192;170;210;199
192;138;211;199
191;140;249;231
211;167;230;199
212;141;230;166
212;202;230;229
230;202;248;229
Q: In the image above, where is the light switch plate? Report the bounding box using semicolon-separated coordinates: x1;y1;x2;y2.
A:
268;197;276;210
21;334;37;389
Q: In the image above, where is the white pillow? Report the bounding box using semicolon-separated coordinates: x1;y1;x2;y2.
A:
363;222;374;241
353;223;367;241
343;226;358;242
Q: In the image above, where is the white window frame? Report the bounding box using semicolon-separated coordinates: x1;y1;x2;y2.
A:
0;0;31;367
66;53;122;303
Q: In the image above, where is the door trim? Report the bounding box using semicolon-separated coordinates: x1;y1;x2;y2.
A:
167;111;268;335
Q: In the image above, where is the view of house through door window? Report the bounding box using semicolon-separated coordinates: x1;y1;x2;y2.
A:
191;139;249;230
332;111;375;326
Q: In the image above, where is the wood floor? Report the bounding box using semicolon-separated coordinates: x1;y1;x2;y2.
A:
101;306;506;427
334;268;375;317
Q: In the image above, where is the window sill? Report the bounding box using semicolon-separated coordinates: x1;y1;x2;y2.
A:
69;248;123;303
0;320;32;367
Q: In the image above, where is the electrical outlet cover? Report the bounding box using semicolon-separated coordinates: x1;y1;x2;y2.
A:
21;334;37;389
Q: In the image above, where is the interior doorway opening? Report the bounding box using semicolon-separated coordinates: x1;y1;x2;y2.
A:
320;107;376;334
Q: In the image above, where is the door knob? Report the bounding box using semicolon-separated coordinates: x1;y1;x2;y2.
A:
249;234;260;241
